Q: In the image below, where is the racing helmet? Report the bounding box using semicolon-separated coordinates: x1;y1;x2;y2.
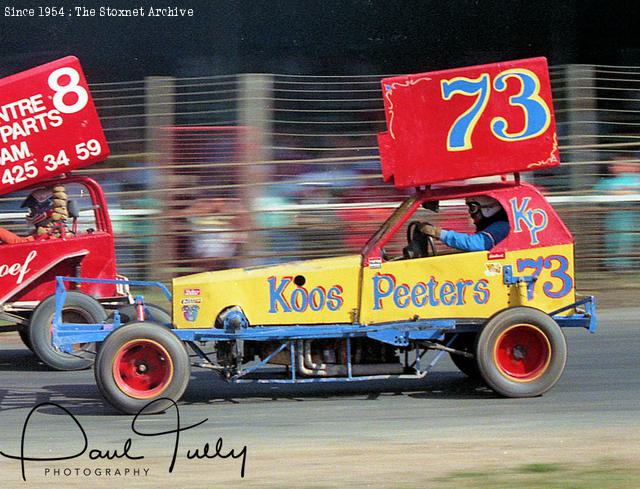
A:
21;188;54;226
465;195;501;219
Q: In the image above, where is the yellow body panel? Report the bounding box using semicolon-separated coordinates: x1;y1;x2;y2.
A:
172;255;361;328
172;244;575;328
360;244;575;324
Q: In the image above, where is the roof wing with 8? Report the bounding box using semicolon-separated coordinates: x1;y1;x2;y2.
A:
0;56;109;195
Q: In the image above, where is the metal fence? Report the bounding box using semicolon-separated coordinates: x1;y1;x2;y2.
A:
6;65;639;291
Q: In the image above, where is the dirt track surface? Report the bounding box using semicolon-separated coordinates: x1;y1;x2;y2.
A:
0;308;639;488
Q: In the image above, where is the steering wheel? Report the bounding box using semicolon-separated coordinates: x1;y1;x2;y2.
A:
403;221;437;258
381;248;390;261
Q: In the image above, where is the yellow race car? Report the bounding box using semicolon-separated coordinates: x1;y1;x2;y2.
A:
52;57;596;414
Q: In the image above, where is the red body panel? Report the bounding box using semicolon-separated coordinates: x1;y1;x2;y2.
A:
364;182;572;261
0;56;109;195
487;183;572;252
424;182;571;251
377;57;559;188
0;233;118;303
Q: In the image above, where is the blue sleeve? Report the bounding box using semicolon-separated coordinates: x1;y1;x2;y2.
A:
483;220;510;246
440;229;494;251
440;220;510;252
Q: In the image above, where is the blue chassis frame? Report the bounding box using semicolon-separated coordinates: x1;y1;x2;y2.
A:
52;277;597;384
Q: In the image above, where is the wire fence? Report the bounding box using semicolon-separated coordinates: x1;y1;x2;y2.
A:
2;65;639;292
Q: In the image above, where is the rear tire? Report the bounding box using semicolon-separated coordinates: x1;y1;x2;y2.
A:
95;322;190;414
446;333;480;379
476;307;567;397
29;292;107;371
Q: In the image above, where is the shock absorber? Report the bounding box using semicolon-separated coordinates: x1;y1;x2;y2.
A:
134;295;146;321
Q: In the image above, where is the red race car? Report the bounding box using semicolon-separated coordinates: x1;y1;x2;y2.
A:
0;57;130;370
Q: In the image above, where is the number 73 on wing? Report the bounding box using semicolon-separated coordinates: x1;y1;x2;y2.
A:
377;57;559;188
441;67;550;151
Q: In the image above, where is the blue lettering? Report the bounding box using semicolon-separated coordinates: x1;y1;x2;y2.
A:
510;197;548;245
511;196;530;233
370;275;495;310
309;287;326;311
268;276;292;313
372;273;395;310
269;278;344;313
455;280;474;305
543;255;573;299
473;280;490;304
426;277;440;306
440;281;456;306
411;282;427;307
327;286;344;311
526;208;548;245
291;287;308;313
517;257;544;300
394;284;411;308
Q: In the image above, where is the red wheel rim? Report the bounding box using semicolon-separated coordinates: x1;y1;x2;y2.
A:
112;339;174;399
494;324;551;382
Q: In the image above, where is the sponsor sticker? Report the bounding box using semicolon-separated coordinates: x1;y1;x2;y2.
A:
182;305;199;322
484;263;502;277
180;298;202;305
184;288;201;296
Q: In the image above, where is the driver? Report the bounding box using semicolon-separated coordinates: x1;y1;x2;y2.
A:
421;195;509;252
0;187;61;244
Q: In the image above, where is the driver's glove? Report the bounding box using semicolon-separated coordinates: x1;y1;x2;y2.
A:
420;223;442;238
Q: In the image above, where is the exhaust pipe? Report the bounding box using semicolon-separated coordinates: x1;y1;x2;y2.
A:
295;340;403;377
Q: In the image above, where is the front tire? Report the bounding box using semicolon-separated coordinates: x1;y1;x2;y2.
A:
95;322;190;414
19;328;33;352
29;292;107;371
476;307;567;397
